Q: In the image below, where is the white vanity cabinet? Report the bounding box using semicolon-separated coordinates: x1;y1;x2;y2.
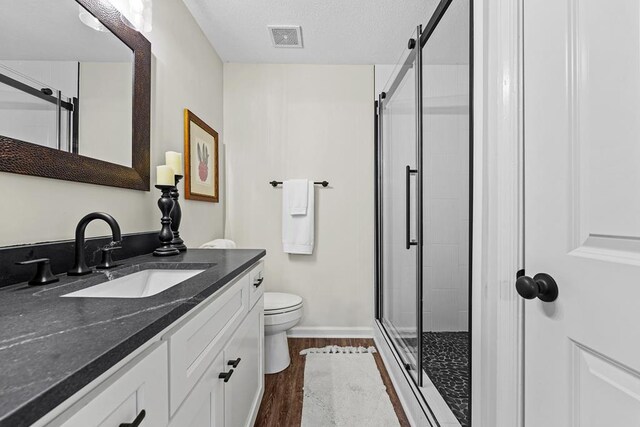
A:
42;260;265;427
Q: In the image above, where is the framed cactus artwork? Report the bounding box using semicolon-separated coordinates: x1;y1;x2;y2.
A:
184;109;219;202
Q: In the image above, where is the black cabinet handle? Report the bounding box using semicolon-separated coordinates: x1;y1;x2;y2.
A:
119;409;145;427
219;369;234;382
405;165;418;250
227;358;241;368
253;277;264;288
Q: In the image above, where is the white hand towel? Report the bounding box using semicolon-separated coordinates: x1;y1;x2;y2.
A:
285;179;309;215
199;239;237;249
283;181;314;254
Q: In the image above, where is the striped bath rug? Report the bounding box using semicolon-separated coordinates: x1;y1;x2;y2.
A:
300;346;400;427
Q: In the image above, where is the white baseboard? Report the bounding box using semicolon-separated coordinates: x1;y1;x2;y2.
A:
287;326;374;338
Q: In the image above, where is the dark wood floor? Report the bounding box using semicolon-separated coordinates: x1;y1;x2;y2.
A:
254;338;410;427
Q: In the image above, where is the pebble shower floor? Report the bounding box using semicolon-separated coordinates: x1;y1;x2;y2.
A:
421;331;470;427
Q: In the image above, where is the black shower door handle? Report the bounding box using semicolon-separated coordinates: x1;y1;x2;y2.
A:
406;165;418;249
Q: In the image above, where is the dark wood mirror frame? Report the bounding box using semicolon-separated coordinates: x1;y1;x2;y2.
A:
0;0;151;191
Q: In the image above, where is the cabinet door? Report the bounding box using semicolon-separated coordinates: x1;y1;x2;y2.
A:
223;299;264;427
59;342;168;427
168;352;225;427
164;273;249;415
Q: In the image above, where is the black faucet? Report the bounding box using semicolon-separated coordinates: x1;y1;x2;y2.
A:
68;212;122;276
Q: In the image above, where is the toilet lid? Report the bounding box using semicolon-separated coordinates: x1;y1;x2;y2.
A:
264;292;303;312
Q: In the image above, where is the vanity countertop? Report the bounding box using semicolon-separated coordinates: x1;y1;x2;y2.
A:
0;248;266;427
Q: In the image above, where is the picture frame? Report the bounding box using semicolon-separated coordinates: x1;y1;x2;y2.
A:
184;109;219;202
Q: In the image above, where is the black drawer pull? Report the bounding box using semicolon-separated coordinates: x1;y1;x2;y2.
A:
119;409;146;427
253;277;264;288
219;369;234;382
227;358;241;368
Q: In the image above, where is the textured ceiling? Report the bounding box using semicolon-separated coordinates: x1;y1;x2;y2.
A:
181;0;442;64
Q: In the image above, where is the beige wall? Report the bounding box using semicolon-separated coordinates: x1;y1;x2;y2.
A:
224;64;374;330
78;62;133;166
0;0;224;247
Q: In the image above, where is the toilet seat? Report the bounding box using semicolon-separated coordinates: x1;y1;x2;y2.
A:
264;292;303;315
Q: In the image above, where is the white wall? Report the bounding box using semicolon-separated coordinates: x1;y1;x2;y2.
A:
0;0;225;247
224;64;374;331
78;62;132;166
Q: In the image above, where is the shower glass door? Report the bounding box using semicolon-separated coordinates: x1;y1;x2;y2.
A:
376;1;471;424
379;27;422;383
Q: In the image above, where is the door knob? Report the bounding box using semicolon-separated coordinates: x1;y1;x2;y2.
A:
515;272;558;302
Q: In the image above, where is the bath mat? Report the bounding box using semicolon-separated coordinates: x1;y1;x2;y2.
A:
300;345;377;355
301;346;400;427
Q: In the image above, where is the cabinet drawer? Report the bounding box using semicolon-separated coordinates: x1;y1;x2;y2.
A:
248;260;264;309
164;273;250;415
223;300;264;427
59;342;168;427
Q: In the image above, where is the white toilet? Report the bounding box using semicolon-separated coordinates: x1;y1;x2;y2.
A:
264;292;303;374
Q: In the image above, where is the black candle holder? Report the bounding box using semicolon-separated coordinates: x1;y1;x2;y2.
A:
153;185;180;257
170;174;187;251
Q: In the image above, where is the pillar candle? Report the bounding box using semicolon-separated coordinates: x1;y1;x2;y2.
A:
156;165;175;186
165;151;183;175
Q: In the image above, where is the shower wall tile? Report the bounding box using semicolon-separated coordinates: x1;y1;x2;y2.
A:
423;311;433;331
430;115;460;155
430;174;461;199
431;289;461;331
459;221;470;263
431;244;458;288
458;265;469;287
430;199;459;244
458;311;469;331
422;64;470;332
457;66;470;95
430;153;460;176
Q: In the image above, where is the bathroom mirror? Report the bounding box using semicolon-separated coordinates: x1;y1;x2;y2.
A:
0;0;151;191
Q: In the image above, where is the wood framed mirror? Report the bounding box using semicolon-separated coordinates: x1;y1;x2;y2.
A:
0;0;151;191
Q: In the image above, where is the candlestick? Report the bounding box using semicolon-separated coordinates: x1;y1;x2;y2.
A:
157;165;175;186
165;151;183;175
153;185;180;257
170;174;187;251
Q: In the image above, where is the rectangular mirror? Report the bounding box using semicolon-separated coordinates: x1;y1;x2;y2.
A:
0;0;150;190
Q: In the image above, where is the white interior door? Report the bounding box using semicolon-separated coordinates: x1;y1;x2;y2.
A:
524;1;640;426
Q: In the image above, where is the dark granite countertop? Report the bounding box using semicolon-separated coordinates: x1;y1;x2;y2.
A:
0;248;265;427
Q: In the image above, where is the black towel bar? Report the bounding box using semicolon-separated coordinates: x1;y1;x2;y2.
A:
269;180;329;187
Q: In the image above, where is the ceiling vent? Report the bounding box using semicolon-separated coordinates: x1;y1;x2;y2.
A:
268;25;303;48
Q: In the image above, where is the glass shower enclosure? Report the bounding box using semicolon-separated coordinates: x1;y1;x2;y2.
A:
376;0;471;425
379;25;423;384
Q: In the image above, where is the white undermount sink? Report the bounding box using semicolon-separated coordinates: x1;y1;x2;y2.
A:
62;269;206;299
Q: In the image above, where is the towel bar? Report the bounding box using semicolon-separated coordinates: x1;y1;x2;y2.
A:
269;180;329;187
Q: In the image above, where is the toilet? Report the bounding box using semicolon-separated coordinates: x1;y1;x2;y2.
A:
264;292;303;374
